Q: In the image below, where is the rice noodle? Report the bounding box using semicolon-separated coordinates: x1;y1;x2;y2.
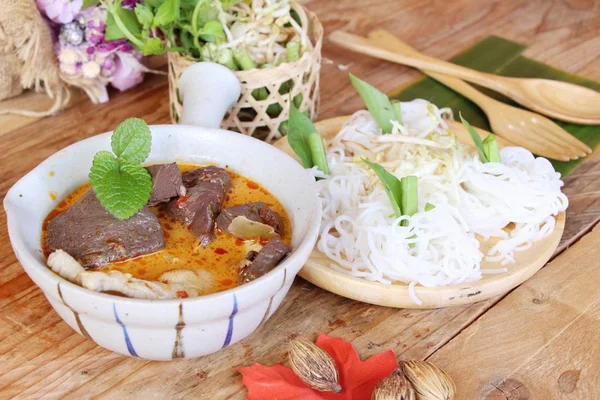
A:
315;100;567;302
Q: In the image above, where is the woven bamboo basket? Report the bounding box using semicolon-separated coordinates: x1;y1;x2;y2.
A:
167;6;323;143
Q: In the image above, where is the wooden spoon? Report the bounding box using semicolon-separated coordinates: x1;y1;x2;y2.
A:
330;30;600;125
366;29;591;161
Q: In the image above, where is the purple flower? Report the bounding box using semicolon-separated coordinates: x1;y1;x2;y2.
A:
110;52;144;92
37;0;83;24
121;0;142;8
51;3;147;101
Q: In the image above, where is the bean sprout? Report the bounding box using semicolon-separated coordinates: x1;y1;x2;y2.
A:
217;0;310;66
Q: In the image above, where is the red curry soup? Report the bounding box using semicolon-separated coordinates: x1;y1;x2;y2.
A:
43;164;291;296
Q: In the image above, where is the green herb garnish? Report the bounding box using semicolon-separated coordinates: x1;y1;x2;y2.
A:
399;175;418;227
105;5;142;42
350;74;402;133
89;118;153;220
153;0;180;27
104;0;208;55
482;134;501;163
287;102;329;174
460;113;501;163
363;160;418;225
363;160;403;216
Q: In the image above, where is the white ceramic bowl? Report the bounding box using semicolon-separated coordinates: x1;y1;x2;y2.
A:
4;124;321;361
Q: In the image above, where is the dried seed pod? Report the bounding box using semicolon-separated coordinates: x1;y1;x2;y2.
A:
372;368;416;400
402;361;456;400
289;340;342;393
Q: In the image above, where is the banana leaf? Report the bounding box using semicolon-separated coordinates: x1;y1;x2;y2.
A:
390;36;600;177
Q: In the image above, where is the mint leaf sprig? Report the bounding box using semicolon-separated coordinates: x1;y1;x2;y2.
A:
89;118;153;220
460;113;501;163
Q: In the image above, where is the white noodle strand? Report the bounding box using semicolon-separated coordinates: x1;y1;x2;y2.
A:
314;100;567;302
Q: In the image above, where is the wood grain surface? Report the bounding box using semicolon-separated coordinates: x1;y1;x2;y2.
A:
1;0;599;399
429;223;600;399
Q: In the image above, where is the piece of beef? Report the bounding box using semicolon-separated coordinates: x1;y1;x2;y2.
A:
216;202;283;237
182;165;231;188
46;191;165;268
167;166;231;246
239;238;291;283
146;163;186;206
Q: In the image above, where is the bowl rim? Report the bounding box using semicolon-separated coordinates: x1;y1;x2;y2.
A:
4;124;322;308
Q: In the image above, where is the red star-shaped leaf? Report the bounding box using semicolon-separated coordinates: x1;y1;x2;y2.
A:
238;334;399;400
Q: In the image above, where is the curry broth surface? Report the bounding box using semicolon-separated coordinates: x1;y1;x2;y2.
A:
42;164;291;295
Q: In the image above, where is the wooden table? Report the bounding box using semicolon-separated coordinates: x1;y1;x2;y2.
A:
1;0;600;398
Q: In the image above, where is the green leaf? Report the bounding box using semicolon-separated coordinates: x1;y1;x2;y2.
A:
141;37;166;55
180;29;196;52
134;4;154;28
199;20;225;43
425;202;435;211
482;134;501;163
364;160;419;224
460;112;488;163
105;8;141;41
82;0;100;9
287;102;317;169
154;0;180;26
363;159;403;217
293;93;303;108
399;176;418;227
308;133;329;174
350;74;399;134
111;118;152;164
145;0;164;6
192;0;219;28
392;100;402;124
220;0;242;9
90;154;152;220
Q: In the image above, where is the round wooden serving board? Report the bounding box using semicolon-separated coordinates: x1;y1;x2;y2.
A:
274;116;565;309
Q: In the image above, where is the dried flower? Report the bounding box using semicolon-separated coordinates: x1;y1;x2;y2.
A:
372;368;416;400
402;361;456;400
49;4;148;103
289;339;342;393
82;61;101;78
37;0;82;24
110;52;144;92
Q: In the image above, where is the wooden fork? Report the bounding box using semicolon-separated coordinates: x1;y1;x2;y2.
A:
330;30;600;125
445;119;515;150
358;29;591;161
